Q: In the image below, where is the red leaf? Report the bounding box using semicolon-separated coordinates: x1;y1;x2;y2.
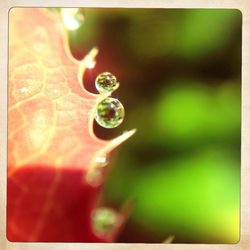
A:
7;8;134;242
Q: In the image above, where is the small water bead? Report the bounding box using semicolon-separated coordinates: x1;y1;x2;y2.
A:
92;208;118;235
95;97;125;129
95;72;119;93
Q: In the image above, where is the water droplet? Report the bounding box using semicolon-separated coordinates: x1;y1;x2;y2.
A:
95;72;119;93
95;97;125;129
92;208;118;235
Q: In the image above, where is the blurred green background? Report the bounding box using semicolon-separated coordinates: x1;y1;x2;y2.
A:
67;8;241;243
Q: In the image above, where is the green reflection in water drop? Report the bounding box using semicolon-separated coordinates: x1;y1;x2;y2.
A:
92;207;118;235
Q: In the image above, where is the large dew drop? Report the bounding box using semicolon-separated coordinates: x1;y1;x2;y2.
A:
95;97;125;129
